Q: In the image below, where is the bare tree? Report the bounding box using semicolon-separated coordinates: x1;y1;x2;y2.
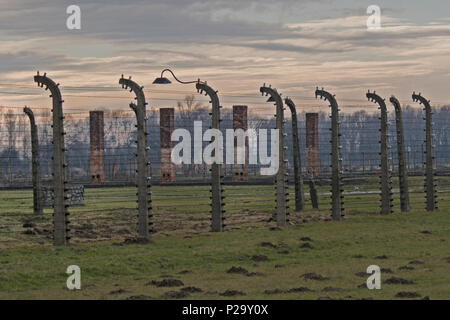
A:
177;94;202;119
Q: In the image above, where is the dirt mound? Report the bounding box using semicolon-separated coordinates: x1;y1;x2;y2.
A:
374;255;389;259
122;237;152;245
287;287;313;293
409;260;424;265
264;289;283;295
227;266;249;275
381;268;393;274
251;255;269;262
300;243;313;249
398;266;414;271
126;295;152;300
260;242;277;248
395;292;421;298
247;272;264;277
300;273;329;281
109;288;128;295
420;230;432;234
220;290;246;297
147;279;184;287
300;237;313;242
385;277;415;285
180;286;202;293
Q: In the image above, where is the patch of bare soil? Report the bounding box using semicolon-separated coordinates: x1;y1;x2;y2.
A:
147;279;184;287
264;289;283;295
374;255;389;259
398;266;415;271
287;287;313;293
395;292;421;298
385;277;415;285
251;255;269;262
220;290;246;297
226;266;249;275
420;230;432;234
121;237;152;245
109;288;128;295
163;290;190;299
126;295;152;300
178;270;192;274
247;272;265;277
355;272;367;277
381;268;393;274
300;237;312;242
180;286;203;293
300;273;329;281
300;243;313;249
409;260;424;265
260;242;277;248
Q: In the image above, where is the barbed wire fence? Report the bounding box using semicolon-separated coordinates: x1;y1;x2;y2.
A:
1;76;450;246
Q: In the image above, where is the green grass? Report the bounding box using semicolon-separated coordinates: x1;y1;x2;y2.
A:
0;183;449;300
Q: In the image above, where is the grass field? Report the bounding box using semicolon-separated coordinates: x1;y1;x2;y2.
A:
0;180;449;300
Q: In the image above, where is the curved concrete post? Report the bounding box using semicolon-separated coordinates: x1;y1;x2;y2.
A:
260;84;289;226
412;92;438;211
315;88;343;221
196;81;225;232
367;91;393;215
24;106;43;215
34;72;69;245
120;75;153;238
284;98;305;212
390;96;410;212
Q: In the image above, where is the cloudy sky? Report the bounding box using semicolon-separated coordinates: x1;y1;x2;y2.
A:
0;0;449;113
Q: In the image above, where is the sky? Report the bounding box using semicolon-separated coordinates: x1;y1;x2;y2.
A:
0;0;449;113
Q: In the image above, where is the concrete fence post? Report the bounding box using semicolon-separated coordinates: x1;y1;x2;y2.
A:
23;106;43;215
120;75;153;238
367;91;393;215
412;92;438;211
390;96;410;212
196;81;225;232
260;84;289;226
34;72;69;245
315;88;344;221
284;98;304;212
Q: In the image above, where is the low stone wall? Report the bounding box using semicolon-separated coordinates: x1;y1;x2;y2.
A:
41;184;85;207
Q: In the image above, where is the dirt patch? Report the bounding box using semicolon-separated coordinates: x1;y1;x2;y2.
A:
180;286;203;293
374;255;389;259
220;290;246;297
121;237;153;245
126;295;152;300
398;266;415;271
409;260;424;265
352;254;364;259
300;243;313;249
178;270;192;275
163;290;190;299
274;264;285;268
277;250;290;255
395;292;421;298
227;266;249;275
381;268;393;274
300;237;312;242
300;273;329;281
385;277;415;285
260;242;277;248
251;255;269;262
355;272;367;277
420;230;432;234
247;272;265;277
109;288;128;295
22;222;36;228
147;279;184;287
264;289;284;295
287;287;313;293
357;283;367;289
